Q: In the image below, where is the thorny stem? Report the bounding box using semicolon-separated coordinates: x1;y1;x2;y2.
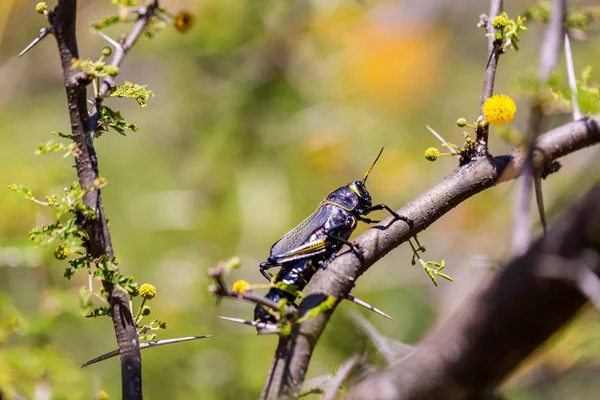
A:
50;1;161;398
477;0;503;154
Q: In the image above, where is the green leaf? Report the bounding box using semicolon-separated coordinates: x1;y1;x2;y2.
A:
91;16;123;31
86;306;111;318
98;105;139;135
109;81;154;107
436;272;454;282
35;139;77;157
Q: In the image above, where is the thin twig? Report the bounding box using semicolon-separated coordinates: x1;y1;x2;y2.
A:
89;1;160;131
323;354;361;400
512;0;565;256
347;310;412;364
477;0;503;154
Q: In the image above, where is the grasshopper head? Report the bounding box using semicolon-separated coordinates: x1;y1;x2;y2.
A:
348;180;372;210
347;147;383;212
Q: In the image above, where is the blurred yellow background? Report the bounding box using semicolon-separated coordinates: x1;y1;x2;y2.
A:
1;0;600;399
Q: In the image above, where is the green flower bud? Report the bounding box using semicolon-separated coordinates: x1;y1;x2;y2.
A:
102;47;112;57
141;305;151;316
456;118;468;127
424;147;440;162
104;65;120;77
54;245;69;260
492;15;507;30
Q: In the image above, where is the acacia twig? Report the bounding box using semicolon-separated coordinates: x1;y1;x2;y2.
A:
259;116;600;399
477;0;503;154
51;1;159;397
512;0;565;256
347;181;600;399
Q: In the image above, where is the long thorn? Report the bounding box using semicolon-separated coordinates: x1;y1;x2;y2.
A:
564;34;582;121
217;316;280;335
346;295;393;320
80;335;212;368
94;30;123;51
18;27;52;58
425;125;459;155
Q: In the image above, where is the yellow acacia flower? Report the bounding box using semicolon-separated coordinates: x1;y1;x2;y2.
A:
424;147;440;162
483;94;517;126
232;280;250;294
139;283;156;300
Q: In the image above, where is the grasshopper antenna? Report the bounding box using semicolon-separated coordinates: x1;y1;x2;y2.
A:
363;147;384;184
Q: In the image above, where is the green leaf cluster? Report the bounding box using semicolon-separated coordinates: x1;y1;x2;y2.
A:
98;105;139;136
71;58;120;79
109;81;154;107
525;2;600;30
488;12;528;51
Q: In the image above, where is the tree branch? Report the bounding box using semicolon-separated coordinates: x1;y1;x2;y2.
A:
260;115;600;399
347;180;600;400
52;2;141;398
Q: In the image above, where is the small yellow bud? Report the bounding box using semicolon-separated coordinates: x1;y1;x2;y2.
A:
96;390;109;400
94;62;105;72
492;15;508;29
224;256;242;271
424;147;440;162
232;280;251;294
35;2;48;14
139;283;156;300
102;47;112;57
456;118;468;127
54;245;69;260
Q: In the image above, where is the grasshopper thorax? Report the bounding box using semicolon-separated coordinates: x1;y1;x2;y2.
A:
324;180;372;214
347;180;372;213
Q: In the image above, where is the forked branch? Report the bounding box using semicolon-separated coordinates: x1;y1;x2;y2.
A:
260;116;600;399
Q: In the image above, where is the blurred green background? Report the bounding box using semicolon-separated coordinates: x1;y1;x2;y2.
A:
1;0;600;399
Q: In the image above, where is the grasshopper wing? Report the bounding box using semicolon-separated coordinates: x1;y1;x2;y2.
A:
269;204;333;262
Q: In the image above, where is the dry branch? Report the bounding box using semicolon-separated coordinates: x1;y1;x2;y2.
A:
347;180;600;400
260;116;600;399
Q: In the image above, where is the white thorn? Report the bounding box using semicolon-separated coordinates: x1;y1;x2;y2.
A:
346;295;393;320
425;125;459;155
95;30;123;51
217;316;280;335
80;335;211;368
564;34;582;121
